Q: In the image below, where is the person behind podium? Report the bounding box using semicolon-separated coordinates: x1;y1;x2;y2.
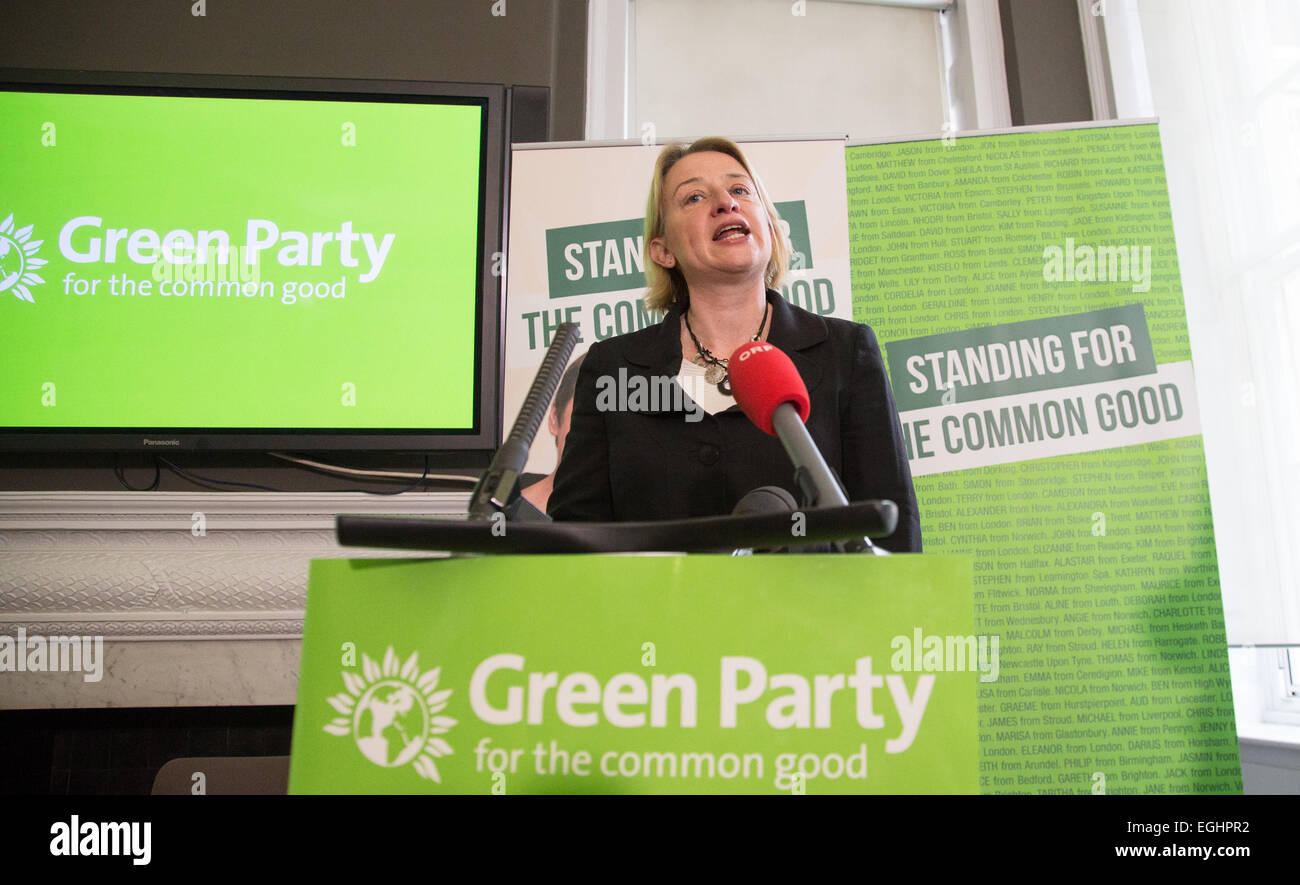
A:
547;136;921;552
520;354;585;514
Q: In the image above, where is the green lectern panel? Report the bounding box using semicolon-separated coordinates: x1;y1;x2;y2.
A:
290;554;979;794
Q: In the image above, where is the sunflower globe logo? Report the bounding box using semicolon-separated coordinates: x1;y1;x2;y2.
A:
324;647;457;783
0;213;46;303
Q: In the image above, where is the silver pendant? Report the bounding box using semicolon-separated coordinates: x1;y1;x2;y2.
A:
705;363;726;385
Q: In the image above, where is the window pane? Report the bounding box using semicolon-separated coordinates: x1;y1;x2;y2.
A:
634;0;946;141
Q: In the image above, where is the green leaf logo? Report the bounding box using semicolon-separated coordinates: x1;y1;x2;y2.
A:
323;646;457;783
0;213;46;303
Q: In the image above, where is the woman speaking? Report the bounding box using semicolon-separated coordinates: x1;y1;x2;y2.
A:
548;137;921;553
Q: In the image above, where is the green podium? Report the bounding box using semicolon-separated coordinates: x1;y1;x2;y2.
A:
289;554;981;794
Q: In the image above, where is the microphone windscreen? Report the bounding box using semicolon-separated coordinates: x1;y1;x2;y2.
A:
727;341;810;436
731;485;799;516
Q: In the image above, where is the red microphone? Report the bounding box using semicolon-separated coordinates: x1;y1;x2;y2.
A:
727;342;810;435
728;340;851;511
728;339;880;553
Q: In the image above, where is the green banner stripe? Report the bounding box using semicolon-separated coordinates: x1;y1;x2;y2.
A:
886;304;1157;410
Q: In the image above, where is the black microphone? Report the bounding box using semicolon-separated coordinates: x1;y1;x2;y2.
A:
467;322;580;521
729;485;799;555
731;485;800;516
728;341;883;555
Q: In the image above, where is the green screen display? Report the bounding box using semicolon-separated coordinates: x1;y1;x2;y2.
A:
0;88;484;433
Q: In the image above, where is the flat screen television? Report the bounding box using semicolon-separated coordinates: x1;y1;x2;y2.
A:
0;69;506;453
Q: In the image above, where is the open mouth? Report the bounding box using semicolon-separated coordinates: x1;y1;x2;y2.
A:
713;223;750;241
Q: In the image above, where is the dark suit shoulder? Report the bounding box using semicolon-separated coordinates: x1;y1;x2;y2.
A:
803;305;873;340
769;289;877;353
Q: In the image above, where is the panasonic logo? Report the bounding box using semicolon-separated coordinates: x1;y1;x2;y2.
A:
141;439;181;447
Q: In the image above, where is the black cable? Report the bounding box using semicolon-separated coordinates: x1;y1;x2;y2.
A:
355;453;432;496
113;454;161;491
155;457;281;492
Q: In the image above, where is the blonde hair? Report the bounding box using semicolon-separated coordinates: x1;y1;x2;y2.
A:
643;137;790;312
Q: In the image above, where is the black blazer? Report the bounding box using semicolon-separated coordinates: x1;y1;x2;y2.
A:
549;289;922;553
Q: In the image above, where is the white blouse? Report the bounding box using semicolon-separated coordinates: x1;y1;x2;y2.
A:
676;358;738;416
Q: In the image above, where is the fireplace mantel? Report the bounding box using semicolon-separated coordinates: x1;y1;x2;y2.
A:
0;491;467;708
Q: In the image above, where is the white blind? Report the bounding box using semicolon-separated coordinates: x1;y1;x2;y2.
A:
1108;0;1300;645
633;0;946;141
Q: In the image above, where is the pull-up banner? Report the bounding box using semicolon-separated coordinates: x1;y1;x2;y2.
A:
846;122;1240;794
290;555;978;794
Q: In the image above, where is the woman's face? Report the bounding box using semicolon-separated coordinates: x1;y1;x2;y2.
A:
650;151;773;290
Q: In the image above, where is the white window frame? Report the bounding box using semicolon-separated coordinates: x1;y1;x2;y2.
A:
1260;647;1300;726
585;0;1012;141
